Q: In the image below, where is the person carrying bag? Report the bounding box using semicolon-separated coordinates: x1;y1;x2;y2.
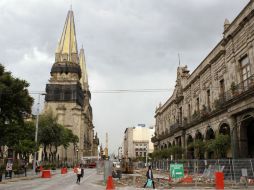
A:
143;165;155;189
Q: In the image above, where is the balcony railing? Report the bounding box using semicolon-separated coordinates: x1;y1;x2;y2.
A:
222;75;254;102
170;123;182;133
152;75;254;143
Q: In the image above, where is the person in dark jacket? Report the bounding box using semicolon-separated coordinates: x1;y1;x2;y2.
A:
81;164;84;177
143;165;155;189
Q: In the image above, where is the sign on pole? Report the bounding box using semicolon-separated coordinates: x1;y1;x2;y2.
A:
170;163;184;179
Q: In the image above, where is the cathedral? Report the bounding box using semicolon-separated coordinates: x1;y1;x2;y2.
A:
43;9;99;162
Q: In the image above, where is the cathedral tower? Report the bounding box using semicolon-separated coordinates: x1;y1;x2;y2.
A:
44;10;99;162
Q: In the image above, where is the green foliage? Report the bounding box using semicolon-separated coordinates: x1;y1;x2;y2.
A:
230;82;237;92
206;134;230;158
38;112;79;162
151;145;183;160
0;64;34;158
189;139;206;159
0;64;33;126
7;121;37;160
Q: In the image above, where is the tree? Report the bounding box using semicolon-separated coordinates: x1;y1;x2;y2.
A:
11;121;37;161
38;112;79;162
0;64;34;157
189;140;206;159
207;134;230;158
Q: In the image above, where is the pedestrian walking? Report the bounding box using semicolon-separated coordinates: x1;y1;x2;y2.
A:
22;160;27;177
81;164;84;178
143;165;155;189
76;165;82;184
5;161;13;179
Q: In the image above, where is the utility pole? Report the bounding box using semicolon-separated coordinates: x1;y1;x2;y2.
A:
33;93;46;173
146;144;148;167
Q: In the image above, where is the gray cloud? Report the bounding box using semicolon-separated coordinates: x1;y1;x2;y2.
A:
0;0;249;153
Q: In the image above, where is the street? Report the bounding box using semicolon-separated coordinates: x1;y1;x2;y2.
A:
0;169;103;190
2;168;254;190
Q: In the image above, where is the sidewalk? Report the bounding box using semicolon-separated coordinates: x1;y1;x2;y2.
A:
0;169;61;184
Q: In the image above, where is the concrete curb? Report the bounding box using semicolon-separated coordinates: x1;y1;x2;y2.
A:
0;175;40;184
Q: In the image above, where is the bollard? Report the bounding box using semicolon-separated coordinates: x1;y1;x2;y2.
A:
215;172;224;189
41;170;51;178
61;167;67;174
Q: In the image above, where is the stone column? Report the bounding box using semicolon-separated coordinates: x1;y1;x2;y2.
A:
181;134;186;159
229;116;239;159
248;42;254;73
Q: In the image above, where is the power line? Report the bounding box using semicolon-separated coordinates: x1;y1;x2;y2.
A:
0;86;227;95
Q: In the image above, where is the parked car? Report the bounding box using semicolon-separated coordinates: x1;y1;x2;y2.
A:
88;162;96;168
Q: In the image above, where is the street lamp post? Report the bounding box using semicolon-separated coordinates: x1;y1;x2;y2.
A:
76;148;79;164
33;93;46;174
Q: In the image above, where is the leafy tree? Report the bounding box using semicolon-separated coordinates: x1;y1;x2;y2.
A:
38;112;78;162
11;121;37;161
189;140;206;159
0;64;33;157
207;134;230;158
150;145;183;160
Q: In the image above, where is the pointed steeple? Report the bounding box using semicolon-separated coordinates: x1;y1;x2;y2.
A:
79;47;89;90
55;10;78;64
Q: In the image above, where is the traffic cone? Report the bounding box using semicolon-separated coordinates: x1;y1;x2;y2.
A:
106;176;115;190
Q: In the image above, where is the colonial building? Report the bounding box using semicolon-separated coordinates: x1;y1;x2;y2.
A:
152;0;254;159
43;10;99;162
123;124;154;158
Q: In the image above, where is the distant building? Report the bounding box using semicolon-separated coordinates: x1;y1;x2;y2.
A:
152;0;254;159
123;125;155;158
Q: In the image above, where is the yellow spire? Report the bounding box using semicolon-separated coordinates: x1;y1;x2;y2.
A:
79;47;89;90
55;10;78;64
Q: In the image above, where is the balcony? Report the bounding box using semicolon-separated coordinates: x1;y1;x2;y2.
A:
152;75;254;142
222;75;254;102
185;75;254;129
170;123;182;133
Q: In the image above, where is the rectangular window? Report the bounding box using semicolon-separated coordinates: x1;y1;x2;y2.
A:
219;79;225;96
241;56;251;90
196;97;200;112
207;90;210;110
188;104;191;121
179;107;182;125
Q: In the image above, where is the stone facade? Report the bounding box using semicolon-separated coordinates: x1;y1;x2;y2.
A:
43;10;99;162
152;0;254;159
123;125;155;158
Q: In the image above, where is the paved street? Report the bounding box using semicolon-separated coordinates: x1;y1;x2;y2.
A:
0;169;104;190
2;168;254;190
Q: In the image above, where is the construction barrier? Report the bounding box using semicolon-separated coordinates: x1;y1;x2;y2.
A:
106;176;115;190
215;172;224;189
41;170;51;178
61;167;68;174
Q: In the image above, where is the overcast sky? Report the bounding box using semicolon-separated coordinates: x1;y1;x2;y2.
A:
0;0;250;154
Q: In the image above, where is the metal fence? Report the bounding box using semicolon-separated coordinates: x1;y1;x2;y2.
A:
150;159;254;187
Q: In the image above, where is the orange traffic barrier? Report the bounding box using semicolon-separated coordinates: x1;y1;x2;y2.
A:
41;170;51;178
182;176;193;183
61;167;68;174
106;176;115;190
215;172;224;189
